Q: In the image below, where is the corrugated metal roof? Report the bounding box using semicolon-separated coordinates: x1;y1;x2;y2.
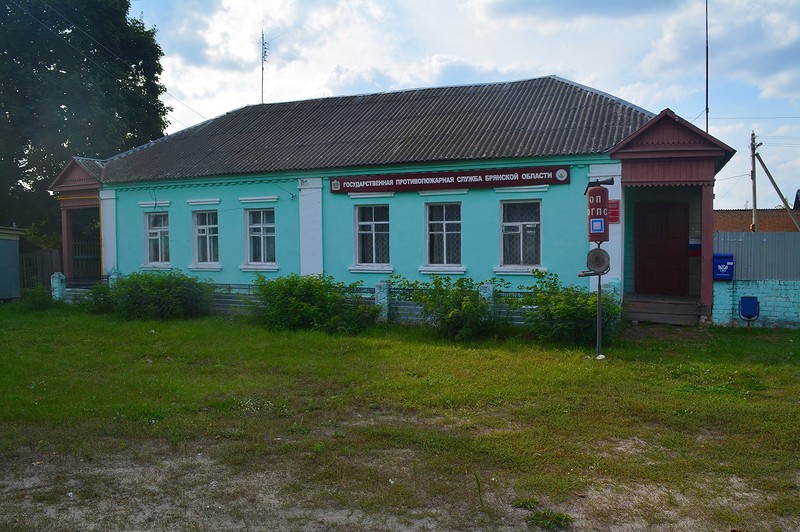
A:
72;157;105;180
100;76;655;184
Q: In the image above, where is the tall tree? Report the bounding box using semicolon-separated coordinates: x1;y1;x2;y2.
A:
0;0;168;238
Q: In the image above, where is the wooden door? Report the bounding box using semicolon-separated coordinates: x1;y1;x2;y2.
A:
634;202;689;296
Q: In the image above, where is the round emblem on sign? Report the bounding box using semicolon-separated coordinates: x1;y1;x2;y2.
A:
555;168;568;181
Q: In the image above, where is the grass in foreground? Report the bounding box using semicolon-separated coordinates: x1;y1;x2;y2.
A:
1;302;799;529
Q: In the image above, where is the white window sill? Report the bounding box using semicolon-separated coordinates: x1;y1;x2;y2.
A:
141;263;172;270
240;263;279;272
493;266;547;275
189;263;222;271
419;265;466;275
349;264;394;273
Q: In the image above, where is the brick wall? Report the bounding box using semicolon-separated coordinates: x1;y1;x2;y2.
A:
714;209;799;232
713;280;800;328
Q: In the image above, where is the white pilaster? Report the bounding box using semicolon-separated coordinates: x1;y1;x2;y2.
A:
99;189;117;274
298;178;323;275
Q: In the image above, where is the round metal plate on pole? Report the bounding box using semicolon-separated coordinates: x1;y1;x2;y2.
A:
586;248;610;274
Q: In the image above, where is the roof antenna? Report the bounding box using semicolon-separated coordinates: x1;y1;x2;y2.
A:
261;30;269;104
705;0;709;133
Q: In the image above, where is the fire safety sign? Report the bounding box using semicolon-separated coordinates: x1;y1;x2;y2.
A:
590;218;605;234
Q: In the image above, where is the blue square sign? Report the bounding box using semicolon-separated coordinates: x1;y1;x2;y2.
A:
590;219;605;233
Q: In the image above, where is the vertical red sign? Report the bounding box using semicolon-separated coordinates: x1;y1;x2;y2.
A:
587;186;609;242
607;199;620;224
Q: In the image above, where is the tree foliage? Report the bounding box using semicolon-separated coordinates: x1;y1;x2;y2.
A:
0;0;169;237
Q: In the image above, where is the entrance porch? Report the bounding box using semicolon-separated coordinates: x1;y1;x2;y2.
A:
610;109;735;324
49;158;106;284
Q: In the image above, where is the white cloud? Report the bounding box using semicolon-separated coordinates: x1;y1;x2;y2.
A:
616;82;700;112
140;0;800;210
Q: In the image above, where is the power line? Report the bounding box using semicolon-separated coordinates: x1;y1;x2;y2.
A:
710;116;800;120
715;173;749;181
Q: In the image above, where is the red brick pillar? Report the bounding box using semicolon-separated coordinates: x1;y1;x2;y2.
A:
700;184;714;318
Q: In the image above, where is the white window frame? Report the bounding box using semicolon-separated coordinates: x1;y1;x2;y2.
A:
420;202;465;274
351;204;391;272
242;208;278;271
143;212;170;268
495;200;543;275
191;210;220;270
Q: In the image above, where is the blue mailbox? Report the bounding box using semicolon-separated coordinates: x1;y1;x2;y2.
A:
713;253;734;280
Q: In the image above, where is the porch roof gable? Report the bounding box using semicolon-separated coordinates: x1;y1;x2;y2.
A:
609;108;736;187
49;157;104;193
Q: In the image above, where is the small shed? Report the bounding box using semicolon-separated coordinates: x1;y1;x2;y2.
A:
0;226;27;299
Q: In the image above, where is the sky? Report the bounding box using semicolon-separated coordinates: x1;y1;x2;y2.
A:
128;0;800;210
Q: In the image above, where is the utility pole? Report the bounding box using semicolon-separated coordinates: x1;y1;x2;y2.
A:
750;131;760;232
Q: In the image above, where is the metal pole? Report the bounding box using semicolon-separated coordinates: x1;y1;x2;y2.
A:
596;272;603;359
261;31;265;104
755;152;800;231
750;131;758;231
705;0;709;133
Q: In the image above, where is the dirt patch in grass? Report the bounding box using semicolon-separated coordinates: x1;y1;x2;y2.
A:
566;474;799;532
0;440;525;531
2;439;796;531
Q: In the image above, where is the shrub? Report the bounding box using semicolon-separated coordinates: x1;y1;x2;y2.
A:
251;273;379;334
84;283;116;314
389;275;505;341
19;285;58;311
521;270;622;345
111;270;214;320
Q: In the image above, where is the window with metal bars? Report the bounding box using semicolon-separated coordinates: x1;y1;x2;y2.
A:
356;205;390;265
427;203;461;265
146;212;170;264
247;209;276;264
194;211;219;264
501;201;540;266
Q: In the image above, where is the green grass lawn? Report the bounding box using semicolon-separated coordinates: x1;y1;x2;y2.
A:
1;302;799;529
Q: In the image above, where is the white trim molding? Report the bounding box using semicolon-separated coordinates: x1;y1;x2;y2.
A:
349;264;394;274
239;196;279;203
240;263;279;272
419;265;466;275
138;200;170;208
188;263;222;272
187;198;221;206
493;265;547;275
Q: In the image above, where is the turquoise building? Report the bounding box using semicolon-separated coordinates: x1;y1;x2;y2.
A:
51;76;735;322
